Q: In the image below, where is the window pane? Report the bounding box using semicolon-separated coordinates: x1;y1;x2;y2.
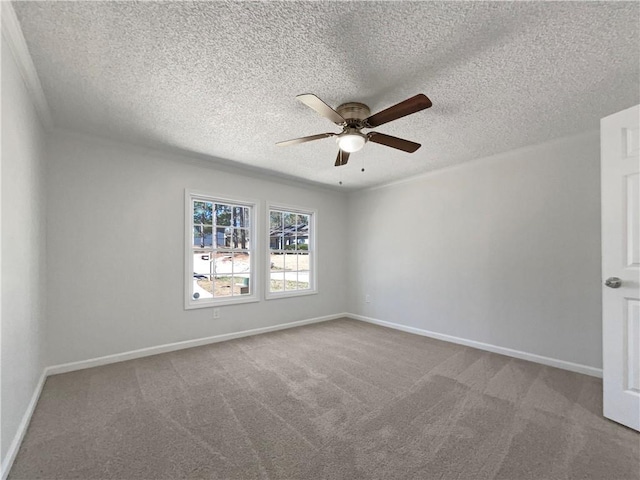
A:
297;214;309;227
269;210;283;250
192;277;213;299
283;212;295;228
293;215;303;250
270;272;284;292
233;252;251;275
193;201;213;225
297;270;310;290
234;275;251;295
269;236;282;251
284;213;294;250
218;228;230;248
283;265;300;291
283;252;297;271
213;251;233;274
231;206;239;227
296;215;309;250
199;226;212;247
193;252;213;276
214;227;226;248
193;226;203;247
215;204;231;226
193;201;205;222
298;252;310;271
269;210;282;251
270;211;282;228
243;207;251;228
270;252;283;272
230;228;250;249
193;245;214;299
241;229;250;248
213;276;233;297
231;206;250;228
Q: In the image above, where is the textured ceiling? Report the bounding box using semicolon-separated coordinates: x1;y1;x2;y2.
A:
12;1;640;190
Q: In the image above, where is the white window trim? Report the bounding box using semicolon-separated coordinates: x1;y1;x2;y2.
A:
185;190;259;309
265;203;318;300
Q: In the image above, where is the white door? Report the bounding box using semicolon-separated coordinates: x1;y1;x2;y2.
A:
601;104;640;431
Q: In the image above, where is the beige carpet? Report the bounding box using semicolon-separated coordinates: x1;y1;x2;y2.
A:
9;318;639;479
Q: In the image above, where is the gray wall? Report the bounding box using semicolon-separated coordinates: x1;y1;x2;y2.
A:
1;39;47;462
45;132;349;365
348;131;602;368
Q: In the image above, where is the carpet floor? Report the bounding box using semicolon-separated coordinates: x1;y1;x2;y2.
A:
9;318;639;479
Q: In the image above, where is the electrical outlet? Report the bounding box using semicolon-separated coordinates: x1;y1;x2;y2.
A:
213;308;220;319
365;294;371;303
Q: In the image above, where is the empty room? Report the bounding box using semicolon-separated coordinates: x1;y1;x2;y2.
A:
2;1;639;479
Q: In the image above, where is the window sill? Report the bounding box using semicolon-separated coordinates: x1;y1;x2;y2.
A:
185;295;260;310
265;289;318;301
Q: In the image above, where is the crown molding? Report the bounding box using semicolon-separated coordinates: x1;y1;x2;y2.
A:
1;1;53;129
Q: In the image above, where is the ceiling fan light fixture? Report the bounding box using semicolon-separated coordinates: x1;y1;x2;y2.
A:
337;131;366;153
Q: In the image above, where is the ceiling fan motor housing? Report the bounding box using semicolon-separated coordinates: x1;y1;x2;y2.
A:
336;102;371;126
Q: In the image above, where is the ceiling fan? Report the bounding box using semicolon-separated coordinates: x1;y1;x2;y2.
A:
276;93;432;166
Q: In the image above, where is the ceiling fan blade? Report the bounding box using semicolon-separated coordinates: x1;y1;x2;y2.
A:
296;94;345;125
365;94;432;128
276;132;335;147
334;150;350;167
367;132;421;153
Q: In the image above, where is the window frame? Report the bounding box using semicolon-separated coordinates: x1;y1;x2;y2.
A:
265;203;317;300
185;190;259;309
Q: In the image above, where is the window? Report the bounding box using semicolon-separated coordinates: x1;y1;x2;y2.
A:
185;191;257;308
267;206;316;298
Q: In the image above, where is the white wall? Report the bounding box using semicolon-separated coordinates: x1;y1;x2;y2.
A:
1;38;47;462
45;131;349;366
348;131;602;369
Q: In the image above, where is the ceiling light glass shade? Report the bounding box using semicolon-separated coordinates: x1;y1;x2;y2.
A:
337;132;366;153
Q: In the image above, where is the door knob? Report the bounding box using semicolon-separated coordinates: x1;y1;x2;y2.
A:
605;277;622;288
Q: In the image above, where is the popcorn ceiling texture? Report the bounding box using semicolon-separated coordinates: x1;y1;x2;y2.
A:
12;1;640;190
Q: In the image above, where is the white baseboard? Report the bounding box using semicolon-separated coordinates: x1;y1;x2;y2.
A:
47;313;345;376
1;370;47;480
347;314;602;378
